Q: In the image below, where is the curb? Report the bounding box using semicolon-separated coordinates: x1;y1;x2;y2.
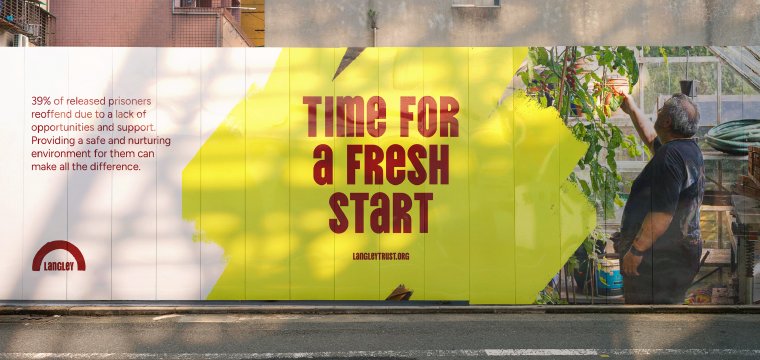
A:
2;304;760;316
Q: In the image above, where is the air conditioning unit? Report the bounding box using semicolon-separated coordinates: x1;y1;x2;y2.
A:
25;24;41;37
13;34;29;47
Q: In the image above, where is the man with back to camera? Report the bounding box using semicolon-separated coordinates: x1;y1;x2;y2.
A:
615;92;705;304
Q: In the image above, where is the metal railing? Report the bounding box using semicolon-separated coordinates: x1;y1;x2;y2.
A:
172;0;254;47
0;0;54;46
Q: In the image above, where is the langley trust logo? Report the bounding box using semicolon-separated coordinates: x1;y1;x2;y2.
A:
32;240;86;272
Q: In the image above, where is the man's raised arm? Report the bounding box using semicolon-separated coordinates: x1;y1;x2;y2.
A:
620;93;658;153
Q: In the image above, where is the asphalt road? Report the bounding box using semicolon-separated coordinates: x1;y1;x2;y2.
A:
0;313;759;359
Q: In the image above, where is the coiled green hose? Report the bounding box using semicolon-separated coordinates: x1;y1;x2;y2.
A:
705;119;760;155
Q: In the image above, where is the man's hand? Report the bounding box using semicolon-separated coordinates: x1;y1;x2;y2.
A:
618;92;634;116
611;85;634;115
622;250;643;277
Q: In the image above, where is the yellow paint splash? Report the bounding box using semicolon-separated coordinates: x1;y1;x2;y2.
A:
182;48;595;303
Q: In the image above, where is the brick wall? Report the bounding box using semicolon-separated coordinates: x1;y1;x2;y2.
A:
52;0;173;46
172;14;217;47
51;0;242;47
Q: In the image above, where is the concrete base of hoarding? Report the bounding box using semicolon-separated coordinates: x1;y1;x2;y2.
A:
1;302;760;316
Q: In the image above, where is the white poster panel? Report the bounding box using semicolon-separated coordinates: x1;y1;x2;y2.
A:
0;49;25;300
66;48;114;300
198;48;247;300
156;48;202;300
111;48;158;300
23;48;70;300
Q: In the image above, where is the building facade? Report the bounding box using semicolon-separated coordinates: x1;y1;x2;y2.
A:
265;0;760;47
1;0;264;47
50;0;257;47
0;0;54;46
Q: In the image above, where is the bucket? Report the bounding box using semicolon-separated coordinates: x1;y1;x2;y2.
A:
596;254;624;297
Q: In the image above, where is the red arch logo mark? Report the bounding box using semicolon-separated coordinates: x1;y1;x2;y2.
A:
32;240;86;271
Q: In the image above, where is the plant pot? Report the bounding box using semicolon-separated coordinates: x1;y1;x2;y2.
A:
680;80;697;97
601;77;629;116
574;58;589;69
605;77;629;95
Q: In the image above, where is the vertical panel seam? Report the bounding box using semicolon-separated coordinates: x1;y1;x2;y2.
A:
244;49;248;300
155;49;159;301
22;47;26;300
467;48;471;303
199;49;204;301
288;48;292;301
66;49;70;300
111;48;115;301
512;50;517;304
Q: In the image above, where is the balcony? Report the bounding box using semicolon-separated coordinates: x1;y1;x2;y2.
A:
173;0;257;47
0;0;54;46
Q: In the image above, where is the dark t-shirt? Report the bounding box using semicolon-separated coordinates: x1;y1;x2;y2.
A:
619;137;705;273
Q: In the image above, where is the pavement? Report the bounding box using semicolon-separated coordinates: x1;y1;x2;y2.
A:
1;312;760;359
2;302;760;316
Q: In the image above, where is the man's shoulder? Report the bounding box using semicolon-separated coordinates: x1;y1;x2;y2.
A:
659;139;702;159
649;139;703;174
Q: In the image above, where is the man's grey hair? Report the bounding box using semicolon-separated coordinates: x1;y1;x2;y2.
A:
662;93;700;137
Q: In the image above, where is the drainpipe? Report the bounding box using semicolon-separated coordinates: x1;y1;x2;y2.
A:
216;12;221;47
171;0;222;47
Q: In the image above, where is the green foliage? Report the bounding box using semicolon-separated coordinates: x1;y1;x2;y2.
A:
518;47;646;302
642;46;711;58
721;65;757;96
518;46;645;219
535;285;568;305
522;46;758;302
565;255;580;276
642;61;717;112
367;9;378;29
641;46;757;111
